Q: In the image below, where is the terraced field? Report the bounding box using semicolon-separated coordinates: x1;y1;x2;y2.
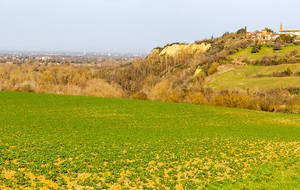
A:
207;63;300;92
0;91;300;189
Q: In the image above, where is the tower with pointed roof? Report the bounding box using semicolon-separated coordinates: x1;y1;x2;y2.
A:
280;23;283;32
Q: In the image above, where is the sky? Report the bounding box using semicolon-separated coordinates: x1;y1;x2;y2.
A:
0;0;300;54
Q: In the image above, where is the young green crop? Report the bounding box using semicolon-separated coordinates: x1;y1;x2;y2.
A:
0;91;300;189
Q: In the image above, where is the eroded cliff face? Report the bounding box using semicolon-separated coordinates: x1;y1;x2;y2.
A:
160;43;211;56
147;43;211;58
147;48;163;58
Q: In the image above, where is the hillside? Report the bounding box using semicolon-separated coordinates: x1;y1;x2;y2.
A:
2;32;300;113
206;63;300;91
0;91;300;189
231;44;300;60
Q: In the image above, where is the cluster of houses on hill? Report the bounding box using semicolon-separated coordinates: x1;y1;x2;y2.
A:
246;24;300;42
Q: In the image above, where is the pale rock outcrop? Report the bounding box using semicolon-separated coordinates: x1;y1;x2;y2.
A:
147;43;211;58
159;43;211;57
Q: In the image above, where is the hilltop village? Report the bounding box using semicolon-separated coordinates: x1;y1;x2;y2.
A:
247;23;300;42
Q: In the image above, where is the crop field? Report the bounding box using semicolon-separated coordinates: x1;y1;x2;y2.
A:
207;63;300;91
231;44;300;60
0;91;300;189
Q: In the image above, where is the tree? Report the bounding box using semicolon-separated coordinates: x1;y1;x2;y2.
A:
273;40;282;51
222;31;229;37
276;34;295;44
237;28;246;34
251;47;259;53
251;42;262;54
264;27;274;33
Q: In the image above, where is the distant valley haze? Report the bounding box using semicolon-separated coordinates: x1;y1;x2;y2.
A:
1;0;300;54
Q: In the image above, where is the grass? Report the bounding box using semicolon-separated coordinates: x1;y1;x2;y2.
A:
257;161;300;190
280;44;300;56
231;44;300;60
207;63;300;91
0;91;300;189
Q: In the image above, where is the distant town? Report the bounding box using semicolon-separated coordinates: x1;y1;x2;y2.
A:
0;51;146;68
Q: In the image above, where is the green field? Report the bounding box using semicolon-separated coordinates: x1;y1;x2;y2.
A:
0;92;300;189
231;44;300;60
207;63;300;91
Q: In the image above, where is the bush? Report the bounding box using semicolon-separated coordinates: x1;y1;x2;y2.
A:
286;96;300;114
207;62;218;75
284;67;292;76
21;84;35;92
167;92;180;103
131;92;148;100
251;44;261;54
251;47;258;53
209;93;249;109
290;49;298;56
273;41;282;51
260;100;275;112
191;92;208;105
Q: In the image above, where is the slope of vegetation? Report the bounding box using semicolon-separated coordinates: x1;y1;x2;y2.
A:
231;44;300;60
0;91;300;189
230;46;274;60
207;63;300;91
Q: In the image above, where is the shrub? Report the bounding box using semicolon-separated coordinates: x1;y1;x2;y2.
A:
273;41;282;51
248;98;262;110
286;96;300;114
260;99;275;112
207;62;218;75
21;84;35;92
284;67;292;76
191;92;208;105
209;93;249;109
84;78;126;98
131;92;148;100
251;43;262;54
251;47;260;53
290;49;298;56
167;92;180;103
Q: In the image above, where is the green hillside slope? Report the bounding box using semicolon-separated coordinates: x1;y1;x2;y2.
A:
231;44;300;60
207;63;300;91
0;91;300;189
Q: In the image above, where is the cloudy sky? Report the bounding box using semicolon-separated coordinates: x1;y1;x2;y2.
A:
0;0;299;54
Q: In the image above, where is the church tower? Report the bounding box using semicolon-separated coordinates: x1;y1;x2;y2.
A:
280;23;283;32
